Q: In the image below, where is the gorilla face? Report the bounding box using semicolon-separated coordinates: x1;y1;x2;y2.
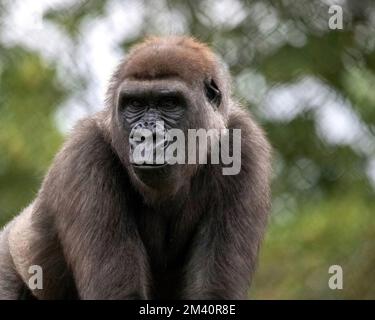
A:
117;79;191;189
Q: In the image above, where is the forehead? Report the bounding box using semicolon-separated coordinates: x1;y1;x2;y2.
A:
120;38;218;85
118;79;192;99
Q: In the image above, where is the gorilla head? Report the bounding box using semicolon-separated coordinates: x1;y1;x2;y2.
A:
108;37;231;200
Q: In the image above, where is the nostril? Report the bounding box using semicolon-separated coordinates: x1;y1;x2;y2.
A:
134;123;144;130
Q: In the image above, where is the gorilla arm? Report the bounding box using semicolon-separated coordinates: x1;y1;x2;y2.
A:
0;216;27;300
182;108;271;299
0;202;77;299
0;116;150;299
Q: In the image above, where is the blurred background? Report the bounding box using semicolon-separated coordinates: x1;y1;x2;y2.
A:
0;0;374;299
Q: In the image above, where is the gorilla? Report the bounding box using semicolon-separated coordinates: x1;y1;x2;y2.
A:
0;36;271;300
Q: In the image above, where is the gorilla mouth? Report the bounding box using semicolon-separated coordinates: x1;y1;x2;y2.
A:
132;163;169;169
132;162;171;187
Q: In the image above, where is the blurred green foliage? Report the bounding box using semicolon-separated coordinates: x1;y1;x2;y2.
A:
0;46;65;225
0;0;374;299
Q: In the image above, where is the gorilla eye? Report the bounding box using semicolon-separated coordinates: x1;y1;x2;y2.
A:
128;99;142;109
118;94;142;111
204;78;221;108
162;98;178;110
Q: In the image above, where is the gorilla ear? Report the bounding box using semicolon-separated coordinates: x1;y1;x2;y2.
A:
204;78;222;109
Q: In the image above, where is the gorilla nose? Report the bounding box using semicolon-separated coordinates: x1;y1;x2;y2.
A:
131;120;158;131
129;122;170;166
144;121;158;130
130;122;163;143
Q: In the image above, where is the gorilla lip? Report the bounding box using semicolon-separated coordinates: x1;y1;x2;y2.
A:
132;163;168;169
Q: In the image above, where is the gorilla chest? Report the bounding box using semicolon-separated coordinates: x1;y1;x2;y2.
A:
135;206;198;299
135;208;195;269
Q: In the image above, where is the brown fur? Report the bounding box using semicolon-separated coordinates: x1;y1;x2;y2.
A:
124;37;217;82
0;36;271;300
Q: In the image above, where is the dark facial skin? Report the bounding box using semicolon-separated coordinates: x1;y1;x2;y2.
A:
120;81;186;164
120;86;186;134
116;80;188;190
